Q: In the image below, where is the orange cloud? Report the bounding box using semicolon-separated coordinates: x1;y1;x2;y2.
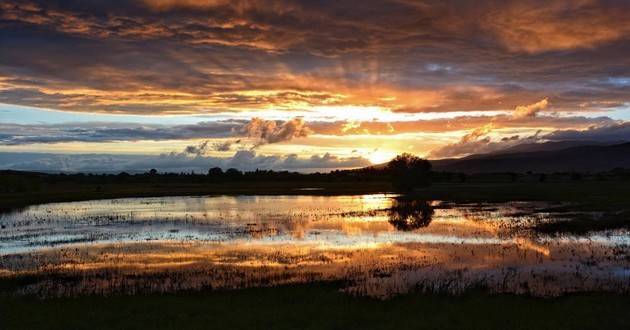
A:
243;117;312;147
511;98;549;119
483;1;630;53
1;0;628;118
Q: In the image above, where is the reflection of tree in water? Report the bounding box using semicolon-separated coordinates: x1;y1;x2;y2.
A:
388;200;434;231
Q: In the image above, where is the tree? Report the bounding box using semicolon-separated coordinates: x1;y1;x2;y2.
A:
149;168;157;175
208;167;224;177
387;153;432;191
225;168;243;180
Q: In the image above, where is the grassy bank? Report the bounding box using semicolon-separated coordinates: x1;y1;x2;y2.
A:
415;181;630;205
4;180;630;209
2;180;630;234
1;283;628;329
0;180;391;210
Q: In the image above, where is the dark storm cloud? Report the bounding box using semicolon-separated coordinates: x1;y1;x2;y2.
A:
544;122;630;142
0;121;243;145
0;113;620;146
0;0;629;115
0;117;312;146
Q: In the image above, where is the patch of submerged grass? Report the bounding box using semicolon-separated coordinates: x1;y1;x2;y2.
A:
535;210;630;235
1;283;629;330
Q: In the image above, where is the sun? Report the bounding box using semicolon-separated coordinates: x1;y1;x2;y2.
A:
366;151;395;165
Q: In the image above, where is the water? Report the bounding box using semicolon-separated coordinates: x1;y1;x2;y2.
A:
0;194;628;298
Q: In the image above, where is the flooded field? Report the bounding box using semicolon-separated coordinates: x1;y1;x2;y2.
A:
1;194;628;298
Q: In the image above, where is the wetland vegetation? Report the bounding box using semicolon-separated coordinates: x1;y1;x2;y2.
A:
1;166;630;329
2;283;629;330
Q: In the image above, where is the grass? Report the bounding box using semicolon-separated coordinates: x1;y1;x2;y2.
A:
0;180;392;210
535;210;630;235
3;180;630;233
4;180;630;209
1;283;629;330
416;181;630;205
2;181;630;328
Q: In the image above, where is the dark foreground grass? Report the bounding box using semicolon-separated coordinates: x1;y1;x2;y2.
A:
1;283;629;330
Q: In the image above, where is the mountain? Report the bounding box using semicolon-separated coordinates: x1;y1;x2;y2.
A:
431;142;630;173
485;140;625;155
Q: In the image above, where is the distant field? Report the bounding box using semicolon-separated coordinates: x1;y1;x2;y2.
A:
3;178;630;208
0;180;391;210
418;181;630;205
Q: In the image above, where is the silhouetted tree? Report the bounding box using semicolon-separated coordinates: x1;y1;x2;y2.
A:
387;153;432;191
208;167;224;177
388;199;434;231
225;168;243;179
149;168;157;175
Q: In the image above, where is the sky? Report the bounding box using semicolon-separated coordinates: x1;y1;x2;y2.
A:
1;0;629;173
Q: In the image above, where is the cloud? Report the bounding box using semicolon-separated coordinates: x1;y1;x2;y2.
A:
242;117;312;147
0;117;313;147
461;124;495;143
426;128;542;159
511;98;549;119
544;122;630;142
341;121;361;133
427;114;630;159
426;123;497;159
0;150;371;173
427;98;549;158
212;140;236;152
427;119;630;159
426;97;552;158
0;121;244;145
0;0;628;116
481;1;630;53
183;140;210;156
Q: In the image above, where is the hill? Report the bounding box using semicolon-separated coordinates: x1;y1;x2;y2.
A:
432;142;630;173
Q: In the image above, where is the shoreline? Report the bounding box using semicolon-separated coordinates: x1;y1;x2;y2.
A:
3;180;630;210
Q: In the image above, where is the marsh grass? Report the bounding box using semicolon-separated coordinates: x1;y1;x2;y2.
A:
535;210;630;235
1;282;629;330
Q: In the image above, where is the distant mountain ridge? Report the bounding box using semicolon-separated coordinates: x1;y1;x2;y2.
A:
431;141;630;173
482;140;625;155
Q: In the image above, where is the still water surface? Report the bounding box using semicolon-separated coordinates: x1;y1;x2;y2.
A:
1;194;628;298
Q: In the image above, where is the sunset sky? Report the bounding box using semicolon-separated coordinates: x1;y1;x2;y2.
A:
1;0;629;172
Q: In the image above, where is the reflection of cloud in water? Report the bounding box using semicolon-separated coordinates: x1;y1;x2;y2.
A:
0;195;628;298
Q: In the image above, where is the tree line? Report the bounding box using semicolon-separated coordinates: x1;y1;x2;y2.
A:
0;153;433;193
